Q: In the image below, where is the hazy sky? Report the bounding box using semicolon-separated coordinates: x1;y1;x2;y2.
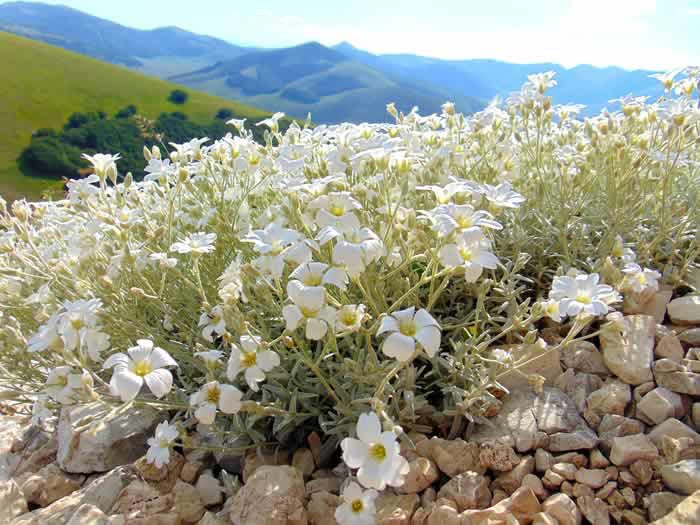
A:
7;0;699;69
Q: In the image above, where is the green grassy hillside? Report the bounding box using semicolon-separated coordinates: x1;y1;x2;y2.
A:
0;31;269;201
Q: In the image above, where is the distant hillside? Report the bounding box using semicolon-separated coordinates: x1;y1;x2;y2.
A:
334;43;664;115
171;42;484;123
0;31;270;201
0;1;246;76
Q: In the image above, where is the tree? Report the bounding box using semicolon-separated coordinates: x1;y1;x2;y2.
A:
168;89;189;105
215;108;234;120
116;105;138;119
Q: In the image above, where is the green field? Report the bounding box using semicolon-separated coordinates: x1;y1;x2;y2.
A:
0;31;270;201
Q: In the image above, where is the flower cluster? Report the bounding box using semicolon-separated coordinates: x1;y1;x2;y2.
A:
1;69;698;525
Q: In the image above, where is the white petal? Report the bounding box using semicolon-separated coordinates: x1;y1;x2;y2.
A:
464;262;484;282
438;244;462;268
357;412;382;443
195;403;217;425
144;369;173;398
256;350;280;371
149;347;177;369
341;437;369;469
376;314;399;336
218;384;242;414
103;352;129;370
382;332;416;361
245;366;265;391
415;326;441;357
283;305;304;331
136;339;154;351
113;370;143;401
413;308;439;329
226;347;241;381
305;318;328;340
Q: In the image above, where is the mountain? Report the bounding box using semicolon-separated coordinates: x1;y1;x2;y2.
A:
0;31;269;201
0;1;247;76
171;42;484;123
334;43;664;115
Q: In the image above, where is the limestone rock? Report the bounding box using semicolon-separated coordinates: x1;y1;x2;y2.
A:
20;462;85;507
646;492;685;522
575;468;608;489
492;456;535;494
560;340;608;375
196;471;223;507
479;440;520;472
655;334;685;362
600;314;655;385
648;418;700;448
532;512;559;525
680;328;700;345
655;366;700;396
375;493;419;524
555;369;603;414
652;488;700;524
668;296;700;325
57;403;158;474
541;493;581;525
397;457;439;494
577;496;609;525
496;342;562;391
460;486;540;525
173;480;205;523
437;471;491;512
416;438;484;476
585;380;630;427
425;499;460;525
65;503;110;525
660;460;700;495
0;479;28;523
306;491;339;525
230;465;307;525
637;388;684;426
10;465;136;525
292;448;315;480
609;434;659;466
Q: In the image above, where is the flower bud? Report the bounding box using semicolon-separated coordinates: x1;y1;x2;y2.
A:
143;145;152;161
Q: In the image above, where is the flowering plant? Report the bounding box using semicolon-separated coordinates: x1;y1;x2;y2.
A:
1;69;699;521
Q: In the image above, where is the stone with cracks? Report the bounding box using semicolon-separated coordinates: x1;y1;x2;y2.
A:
609;434;659;466
57;402;159;474
660;460;700;495
600;314;655;385
437;471;491;512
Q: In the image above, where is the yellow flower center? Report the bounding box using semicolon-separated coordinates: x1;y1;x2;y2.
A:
457;216;472;229
459;247;473;261
70;318;84;331
269;242;284;256
638;274;647;285
300;306;319;318
206;386;221;404
399;319;416;337
341;311;358;326
575;294;592;305
133;360;152;377
303;275;322;286
351;500;364;513
241;351;257;368
370;443;387;462
330;205;345;217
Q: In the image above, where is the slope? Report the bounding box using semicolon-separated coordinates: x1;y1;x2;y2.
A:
0;31;270;201
172;42;484;123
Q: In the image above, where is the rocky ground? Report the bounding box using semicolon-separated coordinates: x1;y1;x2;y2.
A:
1;293;700;524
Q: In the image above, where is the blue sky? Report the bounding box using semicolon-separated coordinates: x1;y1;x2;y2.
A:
8;0;700;69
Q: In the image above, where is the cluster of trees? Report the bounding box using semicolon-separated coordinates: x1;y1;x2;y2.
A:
20;91;288;181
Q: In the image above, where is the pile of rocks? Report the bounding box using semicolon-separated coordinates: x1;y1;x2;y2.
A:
1;293;700;524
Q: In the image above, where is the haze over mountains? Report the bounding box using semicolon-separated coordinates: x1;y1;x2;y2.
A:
0;1;666;122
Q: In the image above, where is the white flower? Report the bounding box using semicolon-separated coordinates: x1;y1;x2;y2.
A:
103;339;178;401
244;223;305;278
146;421;179;468
82;153;120;179
335;481;378;525
226;335;280;391
336;304;366;334
170;232;217;255
427;204;502;237
149;252;177;269
198;305;227;342
45;367;93;404
218;254;247;304
290;261;347;291
190;381;243;424
58;298;101;351
195;350;225;365
256;112;285;130
438;228;499;282
622;263;661;294
282;281;336;340
611;235;635;262
483;182;525;210
377;307;441;361
28;313;63;353
549;273;621;318
416;181;479;204
340;412;409;490
309;192;362;232
527;71;557;94
320;226;384;279
541;299;562;323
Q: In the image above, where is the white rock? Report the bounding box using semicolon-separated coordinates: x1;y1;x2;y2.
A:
576;495;609;525
609;434;659;466
648;418;700;448
668;296;700;325
196;471;223;506
65;504;110;525
575;468;608;489
542;493;581;525
660;460;700;495
636;387;684;425
437;471;491;512
57;403;159;473
655;334;685;362
0;479;28;523
600;315;655;385
230;466;306;525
